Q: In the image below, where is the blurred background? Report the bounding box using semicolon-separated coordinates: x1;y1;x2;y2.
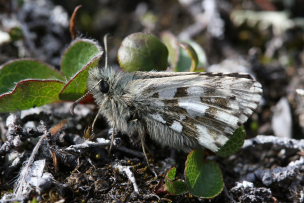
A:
1;0;304;139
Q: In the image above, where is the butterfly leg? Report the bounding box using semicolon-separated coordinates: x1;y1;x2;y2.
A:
108;128;115;154
128;113;150;161
91;108;103;136
140;134;149;164
91;109;116;155
140;134;158;177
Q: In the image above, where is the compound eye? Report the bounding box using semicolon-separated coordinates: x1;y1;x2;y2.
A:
99;80;109;93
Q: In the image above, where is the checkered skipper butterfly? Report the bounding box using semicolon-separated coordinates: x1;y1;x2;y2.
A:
87;67;262;154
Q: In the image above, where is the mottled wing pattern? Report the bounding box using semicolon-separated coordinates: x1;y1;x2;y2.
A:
131;72;262;152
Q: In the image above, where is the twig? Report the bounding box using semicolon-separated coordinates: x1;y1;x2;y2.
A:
65;140;110;152
143;194;160;201
49;119;68;136
15;122;49;200
69;5;82;40
0;116;7;137
113;164;139;194
116;146;145;158
243;135;304;150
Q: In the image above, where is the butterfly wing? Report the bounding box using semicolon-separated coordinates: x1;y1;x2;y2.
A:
129;72;262;152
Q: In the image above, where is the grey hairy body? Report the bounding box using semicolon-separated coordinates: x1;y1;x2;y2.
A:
88;68;199;151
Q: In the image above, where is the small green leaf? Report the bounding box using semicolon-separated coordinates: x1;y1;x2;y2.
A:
176;40;207;72
217;126;246;157
165;167;188;195
161;31;180;68
30;198;39;203
0;59;64;95
61;38;102;79
0;80;65;113
250;121;259;131
179;42;198;72
118;32;168;72
166;167;177;181
185;150;224;198
166;180;188;195
9;27;23;41
59;53;102;100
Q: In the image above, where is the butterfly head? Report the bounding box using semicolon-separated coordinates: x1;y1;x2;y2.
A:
99;79;109;94
86;68;108;98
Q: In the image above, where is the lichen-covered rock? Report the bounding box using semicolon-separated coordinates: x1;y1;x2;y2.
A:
230;181;273;202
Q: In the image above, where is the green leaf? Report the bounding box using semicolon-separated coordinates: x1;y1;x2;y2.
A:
0;59;64;95
9;27;23;41
59;53;103;100
165;167;188;195
118;32;168;72
166;180;188;195
161;31;180;68
30;198;39;203
0;80;65;113
61;38;102;79
185;150;224;198
179;42;199;72
250;121;259;131
167;167;177;181
176;40;207;72
217;126;246;157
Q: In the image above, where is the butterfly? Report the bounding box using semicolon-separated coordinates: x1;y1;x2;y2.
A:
81;65;262;160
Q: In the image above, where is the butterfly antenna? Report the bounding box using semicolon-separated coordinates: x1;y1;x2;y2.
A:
70;92;90;115
70;80;103;115
103;34;110;69
71;34;110;115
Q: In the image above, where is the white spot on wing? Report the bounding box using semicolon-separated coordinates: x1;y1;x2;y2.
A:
158;88;176;99
150;113;166;124
197;125;229;152
171;121;183;133
215;134;229;146
179;115;186;120
187;87;204;95
197;125;219;152
246;108;253;114
154;100;165;107
178;98;208;117
241;101;258;109
214;110;238;127
239;114;247;123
